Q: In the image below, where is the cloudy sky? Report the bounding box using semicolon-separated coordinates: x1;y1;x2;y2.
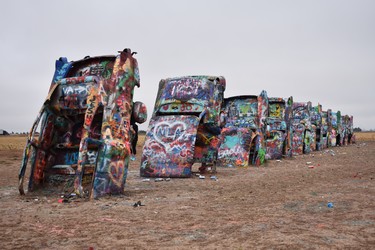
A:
1;0;374;132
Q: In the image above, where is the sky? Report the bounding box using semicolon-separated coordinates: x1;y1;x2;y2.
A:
0;0;374;132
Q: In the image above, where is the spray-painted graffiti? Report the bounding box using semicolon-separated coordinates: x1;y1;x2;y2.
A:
348;115;355;144
19;49;147;199
140;76;225;177
265;97;293;160
193;124;221;164
291;102;313;156
217;91;268;167
162;77;213;102
141;116;199;177
58;83;93;109
309;104;323;151
218;127;253;167
18;49;358;198
154;121;188;147
328;111;341;147
341;115;355;145
321;110;330;150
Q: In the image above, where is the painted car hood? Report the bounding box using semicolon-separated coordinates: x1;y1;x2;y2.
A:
140;115;200;177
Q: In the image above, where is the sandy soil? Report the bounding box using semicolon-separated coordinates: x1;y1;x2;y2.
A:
0;140;374;249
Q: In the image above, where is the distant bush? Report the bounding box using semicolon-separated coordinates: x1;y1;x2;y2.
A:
353;127;362;132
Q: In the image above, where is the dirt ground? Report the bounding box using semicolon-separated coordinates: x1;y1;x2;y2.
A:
0;138;374;249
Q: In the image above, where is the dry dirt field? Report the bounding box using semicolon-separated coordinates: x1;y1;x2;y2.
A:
0;133;374;249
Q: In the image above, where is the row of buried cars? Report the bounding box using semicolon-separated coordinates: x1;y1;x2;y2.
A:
140;76;355;178
18;50;355;199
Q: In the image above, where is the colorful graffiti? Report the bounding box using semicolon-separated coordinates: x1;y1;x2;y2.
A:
265;97;293;160
309;104;323;151
321;110;330;150
291;102;313;156
218;127;254;167
19;49;147;199
140;76;225;177
347;115;355;144
18;49;358;200
217;91;268;167
328;110;341;147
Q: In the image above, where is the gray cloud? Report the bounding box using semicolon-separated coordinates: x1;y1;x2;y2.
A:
1;0;374;132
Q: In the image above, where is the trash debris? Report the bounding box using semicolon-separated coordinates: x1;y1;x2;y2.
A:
58;198;69;203
327;202;334;208
210;176;218;181
356;143;367;148
306;162;312;165
276;160;282;163
155;178;164;182
199;175;206;179
353;172;362;179
165;178;171;182
324;149;335;156
308;165;315;169
133;201;145;207
142;178;151;182
100;204;111;210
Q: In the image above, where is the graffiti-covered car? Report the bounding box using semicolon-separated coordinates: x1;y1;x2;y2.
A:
19;49;147;199
342;115;349;145
346;115;355;144
264;96;293;159
310;104;323;151
140;76;225;177
341;115;353;145
320;110;330;150
217;91;268;167
329;110;341;146
291;101;313;155
336;111;344;146
342;114;355;145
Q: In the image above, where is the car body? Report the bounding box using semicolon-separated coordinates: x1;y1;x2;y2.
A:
329;110;341;146
336;111;344;146
320;110;330;150
217;91;268;167
310;104;323;151
264;96;293;159
140;76;225;177
347;115;356;144
291;101;313;155
342;114;355;145
19;49;147;199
